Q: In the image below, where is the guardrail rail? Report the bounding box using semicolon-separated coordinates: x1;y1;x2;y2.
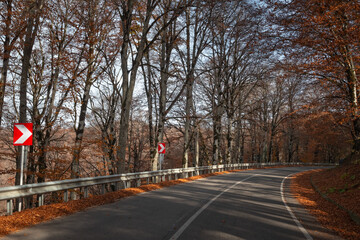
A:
0;162;336;215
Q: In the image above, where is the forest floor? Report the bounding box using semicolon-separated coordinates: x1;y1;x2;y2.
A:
291;163;360;240
0;165;359;238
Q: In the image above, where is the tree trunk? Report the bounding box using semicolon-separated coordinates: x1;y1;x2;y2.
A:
182;79;193;168
71;80;93;179
351;117;360;161
152;41;167;171
347;57;360;163
0;17;10;126
226;114;233;164
213;112;222;165
16;0;43;189
143;52;155;171
194;126;199;167
182;5;192;169
116;0;152;174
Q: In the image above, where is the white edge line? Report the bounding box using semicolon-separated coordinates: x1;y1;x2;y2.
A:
281;173;313;240
169;174;259;240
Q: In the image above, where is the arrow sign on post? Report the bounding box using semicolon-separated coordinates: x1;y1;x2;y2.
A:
13;123;33;212
158;143;165;154
13;123;33;146
158;143;165;171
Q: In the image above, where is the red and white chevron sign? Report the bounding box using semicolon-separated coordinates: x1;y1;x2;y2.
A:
158;143;165;154
13;123;33;146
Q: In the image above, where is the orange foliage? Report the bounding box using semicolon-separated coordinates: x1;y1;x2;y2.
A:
291;167;360;240
269;0;360;157
296;111;351;162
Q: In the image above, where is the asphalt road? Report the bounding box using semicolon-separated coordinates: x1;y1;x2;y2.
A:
2;167;341;240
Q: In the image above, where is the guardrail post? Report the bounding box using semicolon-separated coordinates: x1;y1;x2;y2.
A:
136;179;141;187
39;194;44;206
7;199;13;215
175;174;178;180
101;184;106;194
146;178;150;184
169;174;172;181
84;187;89;198
64;190;69;202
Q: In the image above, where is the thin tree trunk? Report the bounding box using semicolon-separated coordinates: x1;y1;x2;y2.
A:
71;80;93;179
182;4;192;169
195;125;199;167
0;16;10;126
116;0;152;174
182;80;193;168
226;114;233;164
347;57;360;161
143;52;155;171
16;1;43;190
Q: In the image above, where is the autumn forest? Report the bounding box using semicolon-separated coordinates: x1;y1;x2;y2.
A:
0;0;359;204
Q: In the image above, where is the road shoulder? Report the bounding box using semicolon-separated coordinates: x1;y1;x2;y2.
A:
283;172;342;240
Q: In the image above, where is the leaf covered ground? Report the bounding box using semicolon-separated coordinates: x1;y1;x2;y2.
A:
291;164;360;240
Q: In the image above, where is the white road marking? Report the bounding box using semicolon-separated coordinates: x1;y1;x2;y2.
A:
281;173;313;240
169;174;259;240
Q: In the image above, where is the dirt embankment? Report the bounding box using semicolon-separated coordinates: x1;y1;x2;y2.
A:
291;164;360;240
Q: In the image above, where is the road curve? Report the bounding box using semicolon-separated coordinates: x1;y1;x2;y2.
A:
2;167;341;240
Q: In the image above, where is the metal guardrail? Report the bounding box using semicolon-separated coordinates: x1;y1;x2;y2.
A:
0;162;336;215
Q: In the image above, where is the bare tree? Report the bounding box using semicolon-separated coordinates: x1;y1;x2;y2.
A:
0;0;26;126
70;0;118;184
113;0;188;173
178;0;210;168
15;0;45;191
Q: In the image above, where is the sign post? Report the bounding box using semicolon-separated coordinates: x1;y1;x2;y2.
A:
158;143;166;171
13;123;33;212
159;154;164;171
